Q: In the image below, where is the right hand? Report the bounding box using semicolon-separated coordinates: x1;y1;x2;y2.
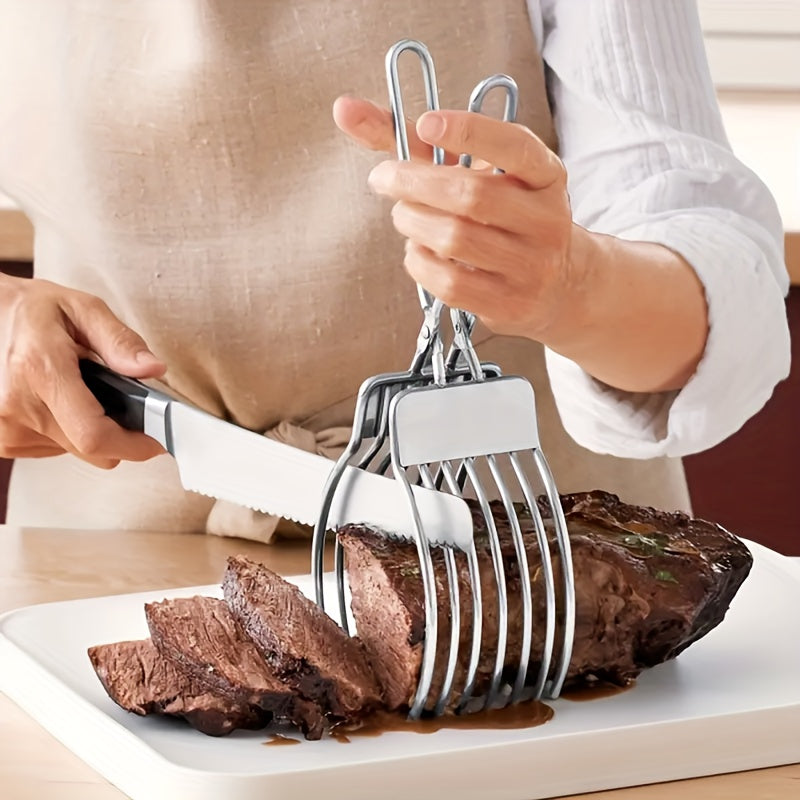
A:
0;274;168;468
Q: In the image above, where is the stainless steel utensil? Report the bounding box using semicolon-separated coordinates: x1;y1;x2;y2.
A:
311;39;501;624
80;360;472;542
312;39;576;721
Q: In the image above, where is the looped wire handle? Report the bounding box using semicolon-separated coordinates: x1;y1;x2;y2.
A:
386;39;447;385
447;74;519;380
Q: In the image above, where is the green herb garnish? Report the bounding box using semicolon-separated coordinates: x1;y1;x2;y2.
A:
653;569;679;584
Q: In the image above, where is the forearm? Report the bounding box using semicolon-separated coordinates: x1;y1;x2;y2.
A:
541;225;708;394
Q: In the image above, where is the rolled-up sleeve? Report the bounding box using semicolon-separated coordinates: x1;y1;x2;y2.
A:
536;0;791;458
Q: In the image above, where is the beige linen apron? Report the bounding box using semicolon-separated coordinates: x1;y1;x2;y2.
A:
2;0;689;538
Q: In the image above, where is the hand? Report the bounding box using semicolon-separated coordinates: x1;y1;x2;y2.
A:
333;97;585;343
334;96;708;393
0;274;167;467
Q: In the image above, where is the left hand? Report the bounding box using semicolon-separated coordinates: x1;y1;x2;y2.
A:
333;97;586;342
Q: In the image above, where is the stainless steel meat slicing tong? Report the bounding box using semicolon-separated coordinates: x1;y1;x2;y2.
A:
312;39;576;719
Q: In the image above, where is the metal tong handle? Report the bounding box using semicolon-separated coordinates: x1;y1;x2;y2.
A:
447;74;519;380
386;39;447;385
387;43;519;386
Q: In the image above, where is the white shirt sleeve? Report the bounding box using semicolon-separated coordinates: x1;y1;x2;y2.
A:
531;0;791;459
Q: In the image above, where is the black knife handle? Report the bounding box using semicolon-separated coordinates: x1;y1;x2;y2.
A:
79;359;152;433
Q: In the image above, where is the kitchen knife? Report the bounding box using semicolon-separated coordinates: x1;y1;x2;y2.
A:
79;360;473;549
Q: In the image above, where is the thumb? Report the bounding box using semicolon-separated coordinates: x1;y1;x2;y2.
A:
65;295;166;379
333;95;446;162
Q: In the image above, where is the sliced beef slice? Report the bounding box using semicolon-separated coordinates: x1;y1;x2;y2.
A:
339;490;753;711
88;639;268;736
144;596;326;739
223;556;382;720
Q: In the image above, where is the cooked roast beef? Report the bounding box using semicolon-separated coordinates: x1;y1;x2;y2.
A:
223;555;382;720
88;639;268;735
145;596;326;739
339;490;753;711
89;490;753;738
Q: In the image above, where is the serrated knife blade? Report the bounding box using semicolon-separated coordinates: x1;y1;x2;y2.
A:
80;360;473;548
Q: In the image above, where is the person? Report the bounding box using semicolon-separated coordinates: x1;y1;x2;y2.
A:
0;0;790;540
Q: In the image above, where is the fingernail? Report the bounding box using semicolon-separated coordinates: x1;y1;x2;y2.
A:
418;112;446;142
367;161;392;191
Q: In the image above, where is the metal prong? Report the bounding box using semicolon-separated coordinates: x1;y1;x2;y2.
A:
533;448;575;697
438;459;483;713
396;463;440;720
316;374;400;620
463;457;508;709
314;449;358;614
486;453;533;703
420;462;461;716
509;450;556;698
334;538;348;634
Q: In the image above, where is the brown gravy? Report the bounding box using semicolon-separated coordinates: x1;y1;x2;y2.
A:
264;733;302;746
331;700;554;743
264;684;633;745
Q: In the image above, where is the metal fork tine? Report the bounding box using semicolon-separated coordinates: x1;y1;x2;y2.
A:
315;374;397;623
532;448;576;696
438;459;484;714
313;432;367;615
485;453;534;704
435;546;461;713
418;462;462;716
462;456;509;709
334;384;399;633
333;539;349;634
394;462;441;719
509;450;556;698
457;542;484;711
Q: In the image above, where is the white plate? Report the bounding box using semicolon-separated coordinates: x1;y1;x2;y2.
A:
1;541;799;800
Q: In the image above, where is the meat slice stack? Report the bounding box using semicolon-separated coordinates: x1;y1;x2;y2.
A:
89;491;753;738
222;555;382;720
89;558;379;740
145;595;327;738
88;638;269;736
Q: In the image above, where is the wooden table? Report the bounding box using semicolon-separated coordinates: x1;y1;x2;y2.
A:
1;527;798;799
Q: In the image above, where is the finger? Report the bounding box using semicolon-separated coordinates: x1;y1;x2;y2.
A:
403;242;514;325
416;111;564;189
37;408;149;468
0;423;66;458
62;294;166;380
29;353;166;462
3;444;67;458
391;201;530;279
369;160;535;235
332;96;458;164
6;401;121;467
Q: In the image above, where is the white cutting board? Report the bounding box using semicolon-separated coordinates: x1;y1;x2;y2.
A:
1;541;799;800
